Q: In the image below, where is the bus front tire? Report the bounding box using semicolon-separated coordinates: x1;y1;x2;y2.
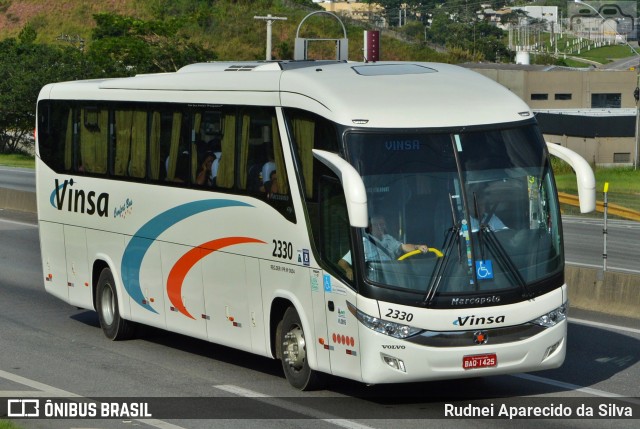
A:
279;306;325;391
96;268;135;341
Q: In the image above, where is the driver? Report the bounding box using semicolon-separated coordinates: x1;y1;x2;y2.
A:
338;214;430;280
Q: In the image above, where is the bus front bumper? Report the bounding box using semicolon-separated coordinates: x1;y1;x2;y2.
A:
358;320;566;385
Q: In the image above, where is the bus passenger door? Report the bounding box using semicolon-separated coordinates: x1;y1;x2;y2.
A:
323;274;361;381
309;269;331;374
316;177;362;381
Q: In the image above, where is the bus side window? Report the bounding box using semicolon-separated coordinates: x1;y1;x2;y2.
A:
214;112;236;189
149;111;163;181
319;176;353;285
37;100;69;173
267;116;289;198
164;112;190;183
285;108;339;201
78;107;108;174
113;109;148;179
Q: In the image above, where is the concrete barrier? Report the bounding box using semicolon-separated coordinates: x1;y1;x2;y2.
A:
0;188;36;213
0;190;638;319
566;265;640;319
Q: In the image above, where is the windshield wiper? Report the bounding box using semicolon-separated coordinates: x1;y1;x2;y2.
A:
423;222;459;305
424;194;462;305
472;192;532;299
480;225;533;299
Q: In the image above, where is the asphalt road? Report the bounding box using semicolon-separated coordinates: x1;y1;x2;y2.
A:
0;167;35;193
563;216;640;274
601;55;640;70
0;213;638;429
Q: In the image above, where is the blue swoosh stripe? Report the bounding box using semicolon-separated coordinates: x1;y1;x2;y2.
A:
50;181;67;208
121;199;252;313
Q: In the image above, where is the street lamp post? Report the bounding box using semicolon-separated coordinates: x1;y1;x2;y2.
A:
573;0;640;170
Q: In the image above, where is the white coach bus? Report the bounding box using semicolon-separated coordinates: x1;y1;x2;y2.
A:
36;61;595;390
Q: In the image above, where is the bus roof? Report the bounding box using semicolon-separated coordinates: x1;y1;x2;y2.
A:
40;61;533;128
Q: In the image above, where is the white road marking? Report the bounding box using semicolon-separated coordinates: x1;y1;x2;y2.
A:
0;216;38;228
215;384;269;397
512;373;640;406
570;317;640;335
214;384;377;429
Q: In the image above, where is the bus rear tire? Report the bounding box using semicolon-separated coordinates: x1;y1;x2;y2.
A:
96;268;135;341
279;306;325;391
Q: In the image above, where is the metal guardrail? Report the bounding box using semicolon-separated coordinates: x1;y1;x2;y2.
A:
558;192;640;221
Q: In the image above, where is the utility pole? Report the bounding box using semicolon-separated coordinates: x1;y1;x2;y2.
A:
254;14;287;61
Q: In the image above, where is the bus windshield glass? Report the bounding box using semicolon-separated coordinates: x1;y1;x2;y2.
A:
345;123;562;302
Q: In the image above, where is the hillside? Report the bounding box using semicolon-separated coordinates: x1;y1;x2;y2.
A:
0;0;443;62
0;0;143;38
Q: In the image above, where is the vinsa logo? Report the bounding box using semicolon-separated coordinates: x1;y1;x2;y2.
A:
50;178;109;217
385;140;421;151
453;314;506;327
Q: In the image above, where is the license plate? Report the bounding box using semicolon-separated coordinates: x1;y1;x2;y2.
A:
463;353;497;370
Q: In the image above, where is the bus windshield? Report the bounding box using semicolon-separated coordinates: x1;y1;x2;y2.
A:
345;123;562;304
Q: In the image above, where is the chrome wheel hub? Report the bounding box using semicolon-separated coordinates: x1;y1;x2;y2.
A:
282;326;306;370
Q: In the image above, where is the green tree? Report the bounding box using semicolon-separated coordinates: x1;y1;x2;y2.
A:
426;8;511;62
0;26;90;154
87;13;217;76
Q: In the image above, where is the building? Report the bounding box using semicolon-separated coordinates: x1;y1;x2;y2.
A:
318;0;384;24
464;63;637;167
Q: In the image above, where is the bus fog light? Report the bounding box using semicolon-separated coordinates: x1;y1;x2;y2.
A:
382;354;406;372
543;340;562;360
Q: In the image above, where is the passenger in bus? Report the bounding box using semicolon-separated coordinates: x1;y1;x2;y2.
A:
172;150;191;183
196;152;215;186
197;119;220;155
209;137;222;185
264;170;278;197
260;143;276;193
338;214;431;281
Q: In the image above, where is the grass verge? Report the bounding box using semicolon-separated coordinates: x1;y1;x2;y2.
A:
0;154;35;169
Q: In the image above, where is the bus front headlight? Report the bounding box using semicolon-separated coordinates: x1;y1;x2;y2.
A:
348;302;423;339
530;303;567;328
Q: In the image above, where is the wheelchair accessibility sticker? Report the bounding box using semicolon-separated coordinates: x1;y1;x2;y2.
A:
475;260;494;280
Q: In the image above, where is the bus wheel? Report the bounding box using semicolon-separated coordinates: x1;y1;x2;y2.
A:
96;268;135;341
279;306;325;390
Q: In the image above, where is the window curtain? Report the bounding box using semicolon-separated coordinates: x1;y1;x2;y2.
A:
166;112;183;181
272;117;288;194
293;117;315;196
80;109;109;173
129;111;148;178
149;112;161;180
114;110;133;176
64;110;73;171
238;113;251;189
216;114;236;188
192;113;202;183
